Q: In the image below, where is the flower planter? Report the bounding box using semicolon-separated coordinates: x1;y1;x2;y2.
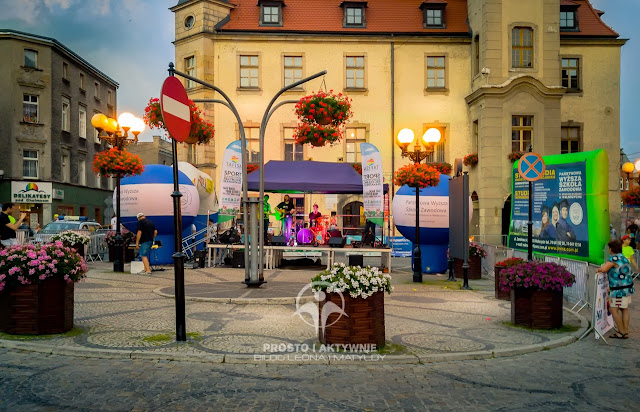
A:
315;115;331;125
0;277;74;335
454;256;482;279
511;287;563;329
185;135;200;145
494;264;511;300
319;291;385;347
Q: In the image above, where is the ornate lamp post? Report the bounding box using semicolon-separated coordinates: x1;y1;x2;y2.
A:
622;161;640;187
91;112;145;272
395;127;441;282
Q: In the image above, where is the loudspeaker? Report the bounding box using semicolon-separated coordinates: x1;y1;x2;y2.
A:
328;236;346;248
232;250;244;268
271;236;287;246
348;254;363;267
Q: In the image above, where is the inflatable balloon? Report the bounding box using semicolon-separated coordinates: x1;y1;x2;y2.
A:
116;164;199;264
392;175;472;274
178;162;218;251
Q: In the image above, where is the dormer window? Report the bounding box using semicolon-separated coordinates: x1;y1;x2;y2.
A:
259;1;283;26
420;2;446;29
560;6;578;31
341;2;366;28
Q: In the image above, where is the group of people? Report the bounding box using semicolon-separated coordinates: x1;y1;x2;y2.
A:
261;194;326;243
539;200;576;241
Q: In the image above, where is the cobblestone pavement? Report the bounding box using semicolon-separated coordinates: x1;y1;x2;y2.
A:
0;260;637;410
0;261;582;360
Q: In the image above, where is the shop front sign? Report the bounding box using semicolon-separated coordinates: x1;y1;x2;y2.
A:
11;181;52;203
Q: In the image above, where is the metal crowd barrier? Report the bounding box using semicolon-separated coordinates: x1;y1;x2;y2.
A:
20;229;108;263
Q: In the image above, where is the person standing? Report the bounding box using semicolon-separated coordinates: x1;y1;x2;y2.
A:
134;212;157;275
276;195;295;242
610;224;618;241
597;240;635;339
309;204;322;228
622;235;640;272
0;203;26;248
263;194;272;244
627;220;639;249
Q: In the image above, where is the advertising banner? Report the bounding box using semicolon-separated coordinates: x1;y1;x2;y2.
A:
360;143;384;226
386;236;413;257
218;141;243;223
594;272;614;339
11;181;52;203
508;150;609;264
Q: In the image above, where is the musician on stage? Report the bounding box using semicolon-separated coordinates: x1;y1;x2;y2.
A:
263;194;272;243
309;204;322;228
276;195;295;241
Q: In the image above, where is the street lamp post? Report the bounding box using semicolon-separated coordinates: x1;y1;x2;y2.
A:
395;127;442;283
91;113;145;272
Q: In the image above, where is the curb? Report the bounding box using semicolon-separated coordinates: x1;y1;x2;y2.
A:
0;307;586;365
152;287;315;305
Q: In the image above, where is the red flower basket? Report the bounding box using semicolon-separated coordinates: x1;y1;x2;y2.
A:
295;90;353;128
246;163;259;174
293;123;341;147
92;148;144;178
463;153;478;166
430;162;452;175
622;186;640;207
393;164;441;189
508;151;524;162
144;97;214;145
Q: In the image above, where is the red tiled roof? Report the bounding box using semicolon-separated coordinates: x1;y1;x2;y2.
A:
562;0;618;37
218;0;470;35
560;0;580;6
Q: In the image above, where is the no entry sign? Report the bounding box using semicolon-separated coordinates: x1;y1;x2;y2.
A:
160;76;191;142
518;153;546;182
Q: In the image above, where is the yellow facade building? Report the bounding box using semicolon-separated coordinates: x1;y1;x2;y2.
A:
171;0;625;241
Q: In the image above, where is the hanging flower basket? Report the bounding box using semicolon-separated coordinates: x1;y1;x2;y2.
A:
92;148;144;178
293;123;341;147
463;153;478;166
246;163;259;174
351;163;362;175
393;164;441;189
430;162;452;175
622;186;640;207
508;151;524;163
144;97;215;145
295;90;353;128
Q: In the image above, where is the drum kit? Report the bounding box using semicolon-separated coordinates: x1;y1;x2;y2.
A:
293;216;329;246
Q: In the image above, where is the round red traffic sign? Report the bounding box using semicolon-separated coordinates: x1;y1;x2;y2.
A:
518;152;546;182
160;76;191;142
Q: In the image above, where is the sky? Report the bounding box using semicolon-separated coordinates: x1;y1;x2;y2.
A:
0;0;638;161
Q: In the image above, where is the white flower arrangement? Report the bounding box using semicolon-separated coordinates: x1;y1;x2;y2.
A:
50;230;91;245
311;263;393;299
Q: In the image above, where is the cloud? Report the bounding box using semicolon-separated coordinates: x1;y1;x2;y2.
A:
43;0;72;10
0;0;40;24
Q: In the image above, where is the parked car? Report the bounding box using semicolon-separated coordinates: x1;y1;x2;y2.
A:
33;217;101;243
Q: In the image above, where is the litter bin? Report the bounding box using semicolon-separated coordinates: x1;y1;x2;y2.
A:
194;250;207;268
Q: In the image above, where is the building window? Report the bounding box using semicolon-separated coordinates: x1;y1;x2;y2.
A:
185;56;196;89
79;73;86;90
421;6;446;28
79;106;87;139
23;94;38;123
560;10;577;30
474;35;480;76
260;5;282;26
62;97;70;132
23;150;38;178
184;15;195;29
187;145;197;165
94;82;100;99
426;56;446;90
345;127;366;163
78;160;86;186
345;56;365;89
343;5;365;28
239;55;259;88
561;126;580;154
425;135;446;163
62;154;69;183
283;127;303;161
241;127;260;163
93;112;102;143
62;62;68;80
512;116;533;152
107;90;113;105
24;49;37;68
512;27;533;68
561;58;580;91
284;56;303;88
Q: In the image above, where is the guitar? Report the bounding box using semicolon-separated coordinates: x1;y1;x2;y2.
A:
274;207;286;221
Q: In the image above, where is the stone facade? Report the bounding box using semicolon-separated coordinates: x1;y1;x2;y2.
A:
127;136;173;167
170;0;625;239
